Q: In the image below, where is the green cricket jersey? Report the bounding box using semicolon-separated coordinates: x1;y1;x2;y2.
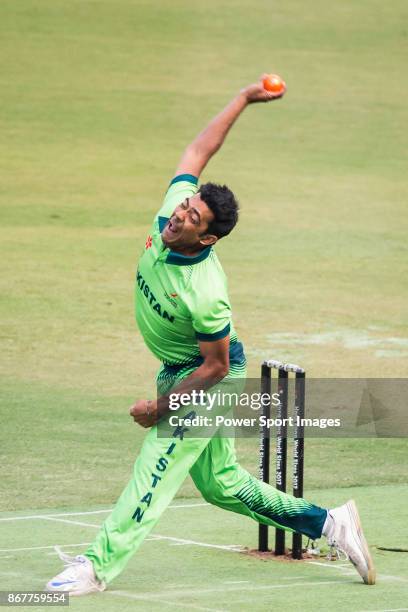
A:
135;174;245;369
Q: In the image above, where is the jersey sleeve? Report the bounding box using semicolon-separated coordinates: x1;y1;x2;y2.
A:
156;174;199;220
188;283;232;342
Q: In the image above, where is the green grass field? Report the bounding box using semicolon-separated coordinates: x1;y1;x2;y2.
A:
1;0;407;610
0;487;407;611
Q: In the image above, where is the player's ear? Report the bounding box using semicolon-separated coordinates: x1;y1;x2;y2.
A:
199;234;218;247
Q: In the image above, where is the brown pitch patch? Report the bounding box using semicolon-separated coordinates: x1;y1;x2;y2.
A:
244;547;317;562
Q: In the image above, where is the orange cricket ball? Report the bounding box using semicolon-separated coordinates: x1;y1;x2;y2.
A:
262;73;286;94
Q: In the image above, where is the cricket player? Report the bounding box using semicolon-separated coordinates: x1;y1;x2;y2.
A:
46;75;375;594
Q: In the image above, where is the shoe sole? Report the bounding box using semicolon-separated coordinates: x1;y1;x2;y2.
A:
347;499;376;585
46;585;106;597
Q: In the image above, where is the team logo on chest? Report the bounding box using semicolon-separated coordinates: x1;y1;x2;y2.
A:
164;290;178;308
145;235;152;249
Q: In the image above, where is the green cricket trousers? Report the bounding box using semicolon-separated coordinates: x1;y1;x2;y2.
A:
85;360;327;583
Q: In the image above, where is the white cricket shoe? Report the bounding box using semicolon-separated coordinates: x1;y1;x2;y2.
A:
46;546;106;596
325;499;376;585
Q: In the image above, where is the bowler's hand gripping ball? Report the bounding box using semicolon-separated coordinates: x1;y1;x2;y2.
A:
262;74;286;95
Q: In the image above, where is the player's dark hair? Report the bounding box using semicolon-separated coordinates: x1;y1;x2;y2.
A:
198;182;239;239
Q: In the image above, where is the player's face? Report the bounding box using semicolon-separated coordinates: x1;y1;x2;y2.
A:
161;194;217;252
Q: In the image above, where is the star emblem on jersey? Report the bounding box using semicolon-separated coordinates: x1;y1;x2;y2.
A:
163;290;178;308
145;235;152;249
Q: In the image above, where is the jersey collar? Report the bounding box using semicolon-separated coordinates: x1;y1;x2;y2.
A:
158;215;212;266
165;246;212;266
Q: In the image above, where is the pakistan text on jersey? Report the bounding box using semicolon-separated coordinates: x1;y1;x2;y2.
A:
131;412;196;523
136;270;175;323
